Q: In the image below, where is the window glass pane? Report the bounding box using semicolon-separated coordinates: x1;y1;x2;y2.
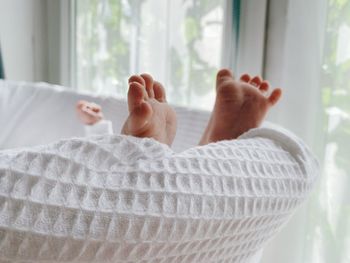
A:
307;0;350;261
75;0;229;110
322;0;350;215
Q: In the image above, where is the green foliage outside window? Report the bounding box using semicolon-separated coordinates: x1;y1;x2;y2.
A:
76;0;225;109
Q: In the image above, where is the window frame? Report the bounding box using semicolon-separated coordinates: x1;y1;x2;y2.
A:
235;0;268;77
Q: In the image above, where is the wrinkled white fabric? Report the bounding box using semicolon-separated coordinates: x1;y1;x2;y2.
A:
0;126;318;262
84;120;114;136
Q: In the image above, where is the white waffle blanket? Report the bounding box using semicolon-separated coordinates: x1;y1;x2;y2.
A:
0;128;318;263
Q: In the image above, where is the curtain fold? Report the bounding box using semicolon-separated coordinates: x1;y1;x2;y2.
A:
263;0;350;262
262;0;328;262
0;45;4;79
303;0;350;261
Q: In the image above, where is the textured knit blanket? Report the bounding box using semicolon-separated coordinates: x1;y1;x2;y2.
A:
0;125;318;263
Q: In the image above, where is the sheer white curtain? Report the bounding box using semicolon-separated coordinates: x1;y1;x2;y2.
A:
264;0;327;148
262;0;350;262
261;1;326;261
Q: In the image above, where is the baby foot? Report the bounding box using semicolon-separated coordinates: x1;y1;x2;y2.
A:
76;100;104;125
199;69;282;145
121;74;177;146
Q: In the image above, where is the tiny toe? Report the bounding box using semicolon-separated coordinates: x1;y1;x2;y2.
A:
217;68;233;78
128;75;146;86
250;76;262;87
141;73;155;98
128;82;146;112
268;88;282;106
240;74;251;83
153;81;167;102
92;107;100;113
90;102;101;112
259;81;270;92
216;69;234;89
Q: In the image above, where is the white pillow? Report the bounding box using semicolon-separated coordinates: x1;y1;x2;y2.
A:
0;125;319;262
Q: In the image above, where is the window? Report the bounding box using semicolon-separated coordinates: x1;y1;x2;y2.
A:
74;0;235;110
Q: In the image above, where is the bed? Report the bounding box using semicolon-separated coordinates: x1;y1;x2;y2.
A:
0;80;319;262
